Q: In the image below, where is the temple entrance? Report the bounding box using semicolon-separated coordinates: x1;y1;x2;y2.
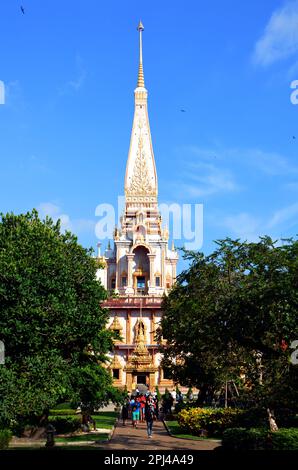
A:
125;370;156;391
136;373;147;385
137;276;145;290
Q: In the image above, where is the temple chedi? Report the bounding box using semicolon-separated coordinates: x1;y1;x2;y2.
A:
97;22;178;392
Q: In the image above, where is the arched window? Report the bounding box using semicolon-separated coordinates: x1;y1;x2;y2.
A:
133;245;150;294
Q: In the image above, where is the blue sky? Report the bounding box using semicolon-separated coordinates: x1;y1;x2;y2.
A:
1;0;298;272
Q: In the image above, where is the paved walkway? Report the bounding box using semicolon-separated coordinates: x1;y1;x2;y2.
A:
100;419;221;450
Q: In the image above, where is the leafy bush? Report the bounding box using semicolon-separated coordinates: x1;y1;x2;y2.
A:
162;388;171;399
237;407;267;428
284;416;298;428
178;407;243;436
0;429;12;450
53;402;76;410
174;401;197;414
49;409;77;416
222;427;269;450
271;428;298;450
226;407;298;429
274;410;298;428
155;386;161;401
48;415;81;434
9;414;42;437
222;427;298;450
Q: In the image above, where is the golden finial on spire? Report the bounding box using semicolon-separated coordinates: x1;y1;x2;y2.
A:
137;20;145;88
137;20;144;32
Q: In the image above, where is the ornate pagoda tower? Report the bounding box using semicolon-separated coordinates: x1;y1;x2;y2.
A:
97;22;178;392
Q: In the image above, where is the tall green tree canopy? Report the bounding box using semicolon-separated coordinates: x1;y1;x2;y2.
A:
160;237;298;408
0;210;119;426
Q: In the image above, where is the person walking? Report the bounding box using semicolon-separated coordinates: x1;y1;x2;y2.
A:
140;394;146;422
153;396;159;420
121;399;129;426
135;396;141;423
145;397;155;438
131;404;139;428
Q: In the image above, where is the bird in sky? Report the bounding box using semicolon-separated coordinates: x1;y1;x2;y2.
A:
293;136;296;139
180;109;186;112
20;6;25;14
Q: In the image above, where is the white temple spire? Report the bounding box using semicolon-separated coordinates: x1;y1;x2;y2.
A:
124;23;158;208
137;21;145;88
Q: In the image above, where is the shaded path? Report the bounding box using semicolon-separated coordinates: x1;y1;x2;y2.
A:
99;419;221;450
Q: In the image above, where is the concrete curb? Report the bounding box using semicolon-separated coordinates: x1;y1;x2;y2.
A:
162;419;172;436
97;413;120;444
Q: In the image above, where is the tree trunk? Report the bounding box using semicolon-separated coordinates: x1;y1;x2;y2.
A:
267;408;278;432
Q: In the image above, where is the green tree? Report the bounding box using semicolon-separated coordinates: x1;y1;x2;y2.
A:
159;237;298;410
155;386;161;401
0;210;120;427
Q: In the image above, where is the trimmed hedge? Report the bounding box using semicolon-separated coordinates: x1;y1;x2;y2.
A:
178;407;243;437
49;409;77;416
271;428;298;450
222;427;298;450
0;430;12;450
177;406;290;436
53;402;75;410
48;415;81;434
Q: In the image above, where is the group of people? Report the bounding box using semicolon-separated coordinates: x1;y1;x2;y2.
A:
121;388;186;438
121;392;159;438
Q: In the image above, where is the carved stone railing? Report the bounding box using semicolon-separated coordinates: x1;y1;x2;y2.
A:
104;295;163;308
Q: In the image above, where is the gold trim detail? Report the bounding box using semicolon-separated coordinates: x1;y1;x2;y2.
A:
109;315;123;333
126;137;156;197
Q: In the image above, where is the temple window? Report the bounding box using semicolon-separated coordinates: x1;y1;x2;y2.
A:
111;278;116;289
113;369;120;379
122;276;127;287
155;276;160;287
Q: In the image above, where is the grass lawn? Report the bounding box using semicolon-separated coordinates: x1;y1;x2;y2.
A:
53;410;118;446
56;433;109;443
165;420;219;441
47;410;118;431
8;432;110;450
8;411;118;450
91;411;118;430
9;444;107;451
54;445;105;450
